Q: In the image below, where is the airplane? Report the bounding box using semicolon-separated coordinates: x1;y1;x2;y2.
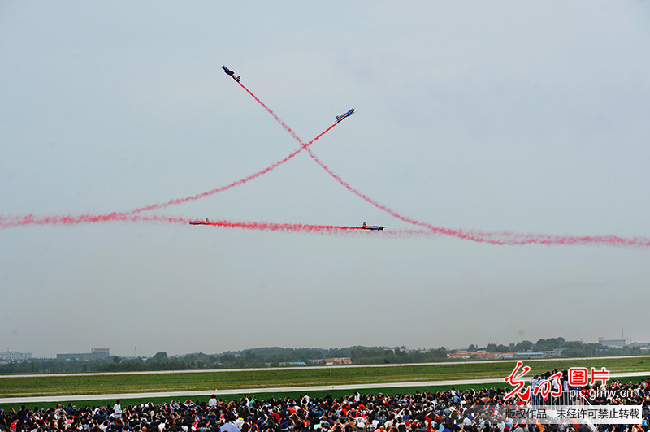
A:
336;108;355;123
362;222;384;231
189;218;211;225
222;65;240;82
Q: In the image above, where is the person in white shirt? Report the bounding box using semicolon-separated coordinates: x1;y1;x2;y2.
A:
112;400;122;419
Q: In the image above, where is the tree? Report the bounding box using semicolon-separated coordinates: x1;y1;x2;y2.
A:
535;337;566;351
152;352;168;361
515;340;534;352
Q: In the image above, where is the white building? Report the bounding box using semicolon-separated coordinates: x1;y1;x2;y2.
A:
0;350;32;361
598;337;626;348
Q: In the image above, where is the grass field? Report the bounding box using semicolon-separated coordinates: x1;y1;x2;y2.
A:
1;357;649;410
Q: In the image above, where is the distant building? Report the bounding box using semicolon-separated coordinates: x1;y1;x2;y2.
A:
57;348;110;361
598;338;626;348
448;351;515;360
91;348;110;359
627;342;650;349
448;352;471;360
514;352;546;358
543;348;564;357
0;350;32;361
279;361;307;366
57;353;92;361
313;357;352;365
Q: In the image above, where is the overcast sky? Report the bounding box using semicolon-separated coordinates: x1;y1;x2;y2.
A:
1;1;649;358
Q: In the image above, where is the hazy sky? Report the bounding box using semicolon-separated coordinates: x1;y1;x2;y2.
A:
1;1;649;358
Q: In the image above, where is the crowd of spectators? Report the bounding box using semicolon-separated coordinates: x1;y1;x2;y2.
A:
2;380;649;432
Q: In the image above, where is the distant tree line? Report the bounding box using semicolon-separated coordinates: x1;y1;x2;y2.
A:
0;347;352;374
0;338;644;374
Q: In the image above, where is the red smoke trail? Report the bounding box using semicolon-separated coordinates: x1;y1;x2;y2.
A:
233;79;512;243
0;213;143;229
4;211;649;246
181;219;433;237
120;80;337;215
237;81;305;145
232;77;506;243
1;213;433;237
303;148;504;243
0;213;376;234
3;76;649;247
127;121;337;214
0;79;342;232
183;218;365;232
233;77;650;247
303;149;650;247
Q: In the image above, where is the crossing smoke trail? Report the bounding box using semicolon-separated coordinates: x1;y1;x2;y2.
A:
234;77;650;247
2;75;649;247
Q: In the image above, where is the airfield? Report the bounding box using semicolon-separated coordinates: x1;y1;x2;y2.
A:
2;356;649;408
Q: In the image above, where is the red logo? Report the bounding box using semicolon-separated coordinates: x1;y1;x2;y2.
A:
505;363;610;401
505;361;532;402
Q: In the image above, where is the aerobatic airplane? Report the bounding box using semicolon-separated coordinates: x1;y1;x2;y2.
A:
362;222;384;231
222;65;240;82
336;108;355;123
189;218;211;225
